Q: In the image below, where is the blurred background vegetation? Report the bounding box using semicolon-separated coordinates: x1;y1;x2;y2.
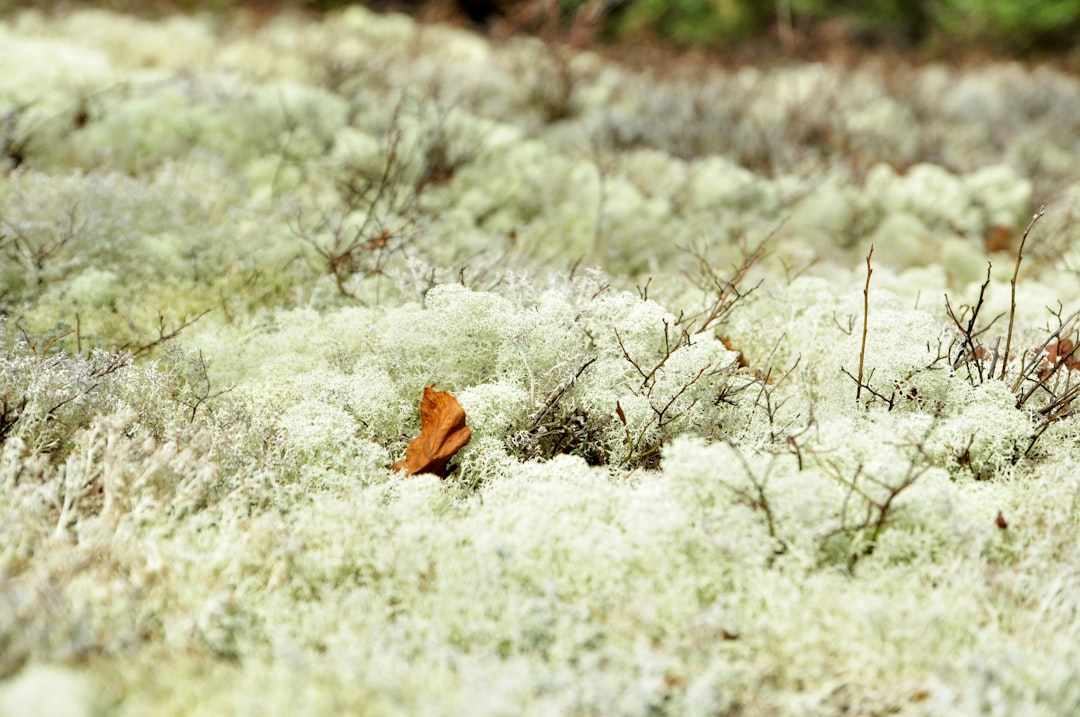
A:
578;0;1080;55
1;0;1079;56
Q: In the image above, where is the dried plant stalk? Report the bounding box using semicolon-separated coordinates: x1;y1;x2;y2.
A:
857;245;874;402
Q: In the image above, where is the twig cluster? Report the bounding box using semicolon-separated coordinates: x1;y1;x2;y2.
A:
938;208;1080;455
505;357;607;464
847;207;1078;464
817;438;933;571
289;98;475;302
505;239;765;469
678;236;767;336
166;346;233;423
611;321;730;469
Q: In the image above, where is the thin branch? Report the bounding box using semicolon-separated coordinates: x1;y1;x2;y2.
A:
125;308;212;358
529;357;597;431
857;244;873;402
613;327;649;383
944;262;999;384
1001;206;1045;380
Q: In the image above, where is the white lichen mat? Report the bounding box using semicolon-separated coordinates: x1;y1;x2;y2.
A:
2;6;1080;716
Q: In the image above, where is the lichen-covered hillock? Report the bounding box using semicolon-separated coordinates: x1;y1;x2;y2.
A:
3;5;1080;716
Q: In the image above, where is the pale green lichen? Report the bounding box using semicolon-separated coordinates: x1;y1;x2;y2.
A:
4;5;1080;717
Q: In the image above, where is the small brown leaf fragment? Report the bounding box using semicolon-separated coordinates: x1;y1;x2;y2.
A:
995;511;1008;530
985;225;1014;253
720;336;750;369
1057;339;1080;371
393;385;471;478
1038;339;1080;380
615;400;627;426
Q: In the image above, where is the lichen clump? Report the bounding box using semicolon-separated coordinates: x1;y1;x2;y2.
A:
3;6;1080;717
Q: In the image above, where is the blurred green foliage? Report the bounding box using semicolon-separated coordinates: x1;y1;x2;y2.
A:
929;0;1080;49
802;0;1080;51
790;0;930;42
615;0;772;45
615;0;1080;53
1;0;1078;54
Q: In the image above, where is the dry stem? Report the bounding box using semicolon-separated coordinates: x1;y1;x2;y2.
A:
1000;207;1045;380
857;244;874;402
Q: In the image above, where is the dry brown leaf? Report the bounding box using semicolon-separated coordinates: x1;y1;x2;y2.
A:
1038;338;1080;379
985;225;1015;253
393;385;472;478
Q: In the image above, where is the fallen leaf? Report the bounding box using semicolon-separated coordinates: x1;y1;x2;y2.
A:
1056;339;1080;371
393;385;471;477
1038;338;1080;379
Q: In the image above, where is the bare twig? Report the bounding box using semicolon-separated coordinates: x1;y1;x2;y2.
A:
816;428;934;570
680;236;768;336
841;366;894;409
857;244;873;402
173;349;232;423
944;262;1001;384
529;357;597;431
719;442;787;555
1001;207;1045;380
1013;315;1080;408
124;309;212;358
